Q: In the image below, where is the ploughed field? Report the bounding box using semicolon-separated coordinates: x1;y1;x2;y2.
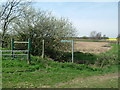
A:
74;41;112;54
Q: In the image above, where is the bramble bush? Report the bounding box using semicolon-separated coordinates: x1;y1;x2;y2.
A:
94;53;118;68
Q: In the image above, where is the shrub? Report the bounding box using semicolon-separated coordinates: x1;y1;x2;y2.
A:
94;53;118;68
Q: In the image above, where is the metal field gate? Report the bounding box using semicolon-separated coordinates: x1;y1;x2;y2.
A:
1;39;31;64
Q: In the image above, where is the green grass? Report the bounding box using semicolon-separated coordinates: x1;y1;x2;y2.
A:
62;51;97;64
104;43;118;56
2;56;118;88
2;43;119;88
62;43;118;65
1;48;28;60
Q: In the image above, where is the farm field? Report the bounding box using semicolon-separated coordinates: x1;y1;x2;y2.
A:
74;41;112;54
2;42;119;88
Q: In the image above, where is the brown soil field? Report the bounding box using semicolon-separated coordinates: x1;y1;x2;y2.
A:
74;41;112;54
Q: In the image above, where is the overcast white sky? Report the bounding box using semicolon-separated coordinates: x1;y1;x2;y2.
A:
32;2;118;38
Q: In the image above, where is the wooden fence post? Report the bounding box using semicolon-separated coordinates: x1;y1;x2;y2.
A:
42;39;44;58
28;39;31;64
11;39;14;59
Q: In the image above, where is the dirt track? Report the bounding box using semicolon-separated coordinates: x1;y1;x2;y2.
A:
74;41;112;54
55;73;118;88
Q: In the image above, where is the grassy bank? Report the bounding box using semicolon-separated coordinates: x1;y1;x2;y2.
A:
2;43;119;88
2;57;118;88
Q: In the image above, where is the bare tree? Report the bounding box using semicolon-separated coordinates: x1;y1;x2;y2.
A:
90;31;102;40
0;0;21;41
90;31;97;39
96;32;101;39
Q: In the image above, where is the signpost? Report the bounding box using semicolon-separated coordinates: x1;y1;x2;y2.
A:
71;40;74;63
61;40;74;63
61;40;72;43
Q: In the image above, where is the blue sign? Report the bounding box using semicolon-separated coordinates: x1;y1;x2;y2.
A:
61;40;72;42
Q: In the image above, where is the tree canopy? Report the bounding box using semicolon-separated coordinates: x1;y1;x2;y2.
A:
0;0;76;60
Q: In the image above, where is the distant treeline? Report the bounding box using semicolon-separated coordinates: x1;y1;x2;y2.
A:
61;36;109;40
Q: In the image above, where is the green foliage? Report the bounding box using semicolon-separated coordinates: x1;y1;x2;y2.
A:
94;44;118;68
105;43;118;55
11;6;75;58
82;36;89;39
2;55;118;88
1;4;75;59
2;43;119;88
3;53;118;74
95;53;118;68
60;51;97;64
58;43;118;68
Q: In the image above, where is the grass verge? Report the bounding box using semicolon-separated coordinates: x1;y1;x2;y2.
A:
2;43;119;88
